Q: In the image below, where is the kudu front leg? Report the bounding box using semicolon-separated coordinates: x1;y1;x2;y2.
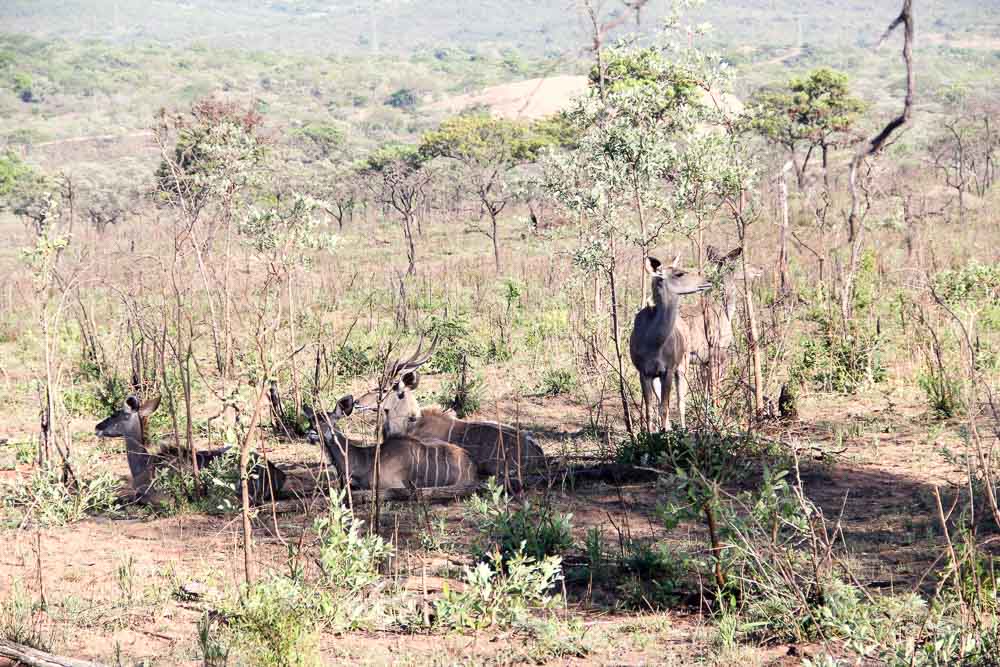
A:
640;376;656;434
658;372;673;432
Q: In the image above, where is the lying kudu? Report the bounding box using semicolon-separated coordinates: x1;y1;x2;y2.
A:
373;339;546;478
629;254;712;432
95;395;285;505
304;395;477;489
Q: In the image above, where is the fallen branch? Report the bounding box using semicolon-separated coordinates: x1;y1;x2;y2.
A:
0;640;106;667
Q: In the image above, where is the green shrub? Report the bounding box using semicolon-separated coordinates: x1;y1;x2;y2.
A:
792;316;885;394
537;368;576;397
918;367;964;419
313;494;393;593
434;548;563;631
4;456;120;526
466;478;574;565
226;575;327;667
616;540;689;610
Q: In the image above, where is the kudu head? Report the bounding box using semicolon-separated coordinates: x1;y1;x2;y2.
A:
95;395;160;439
369;335;437;438
304;394;357;445
645;254;712;300
705;246;761;312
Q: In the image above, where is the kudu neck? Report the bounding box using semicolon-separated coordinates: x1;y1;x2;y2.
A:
651;279;680;330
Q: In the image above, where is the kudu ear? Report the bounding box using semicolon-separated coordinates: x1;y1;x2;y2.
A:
670;254;681;269
125;395;141;412
645;256;662;275
337;394;355;417
139;395;161;417
302;405;315;420
402;371;419;389
723;247;743;263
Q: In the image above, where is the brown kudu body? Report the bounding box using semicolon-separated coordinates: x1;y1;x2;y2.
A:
404;408;545;477
305;396;477;489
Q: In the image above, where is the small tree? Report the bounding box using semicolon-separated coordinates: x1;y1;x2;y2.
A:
420;113;545;273
750;68;867;189
359;144;432;275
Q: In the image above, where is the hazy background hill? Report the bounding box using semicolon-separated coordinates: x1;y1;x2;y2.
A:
1;0;998;178
2;0;997;57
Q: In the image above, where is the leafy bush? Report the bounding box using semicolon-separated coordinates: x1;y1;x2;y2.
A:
225;575;327;667
792;316;885;394
436;359;483;418
537;368;577;396
466;478;574;565
4;457;119;526
331;342;376;380
918;366;964;419
616;540;690;610
313;494;393;593
434;548;563;631
384;88;417;109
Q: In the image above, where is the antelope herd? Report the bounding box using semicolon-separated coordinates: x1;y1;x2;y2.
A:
95;247;755;503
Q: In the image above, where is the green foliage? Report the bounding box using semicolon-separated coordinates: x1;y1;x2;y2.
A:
154;98;269;211
331;342;377;380
0;150;34;202
792;315;886;394
11;71;35;101
466;478;574;565
359;142;426;173
750;67;866;153
918;367;964;419
420;113;546;166
384;87;417;109
313;494;393;593
225;575;326;667
238;192;336;255
4;456;120;526
932;261;1000;327
0;579;49;649
616;540;690;610
434;547;563;631
591;45;700;113
536;368;577;397
437;364;483;418
291;122;345;160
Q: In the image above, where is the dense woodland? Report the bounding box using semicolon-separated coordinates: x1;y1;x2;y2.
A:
0;1;999;665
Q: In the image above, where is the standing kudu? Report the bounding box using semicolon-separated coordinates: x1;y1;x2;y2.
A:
95;395;285;504
686;247;761;363
629;255;711;432
685;246;762;393
372;340;546;478
305;395;477;489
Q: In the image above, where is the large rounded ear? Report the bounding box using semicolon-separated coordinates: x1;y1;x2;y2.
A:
670;254;681;269
644;256;662;275
302;405;315;420
125;395;140;412
402;371;419;389
337;394;355;417
139;395;161;417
